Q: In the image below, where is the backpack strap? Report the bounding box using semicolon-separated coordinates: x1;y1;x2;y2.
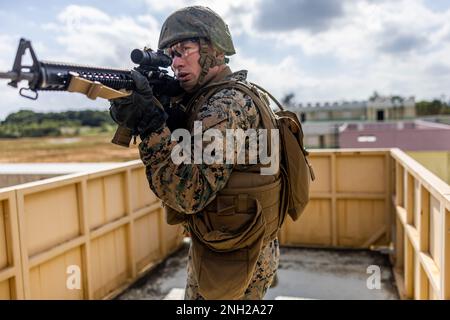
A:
249;82;312;168
250;82;284;111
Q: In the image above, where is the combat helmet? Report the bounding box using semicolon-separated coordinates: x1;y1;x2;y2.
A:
158;6;236;87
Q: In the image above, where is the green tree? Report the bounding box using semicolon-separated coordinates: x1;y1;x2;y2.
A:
0;109;115;138
416;100;444;116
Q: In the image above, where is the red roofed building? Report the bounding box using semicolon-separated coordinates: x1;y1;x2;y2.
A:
339;120;450;151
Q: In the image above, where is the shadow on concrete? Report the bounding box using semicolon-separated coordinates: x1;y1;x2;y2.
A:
117;241;399;300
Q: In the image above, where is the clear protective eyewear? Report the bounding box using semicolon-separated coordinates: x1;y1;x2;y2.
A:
165;39;200;59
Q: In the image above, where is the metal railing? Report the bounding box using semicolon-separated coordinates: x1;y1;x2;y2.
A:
391;149;450;299
0;149;448;299
0;161;183;299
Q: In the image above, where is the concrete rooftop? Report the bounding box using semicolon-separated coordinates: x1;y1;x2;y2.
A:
117;240;399;300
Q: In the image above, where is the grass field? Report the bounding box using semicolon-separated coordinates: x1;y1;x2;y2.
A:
0;133;141;163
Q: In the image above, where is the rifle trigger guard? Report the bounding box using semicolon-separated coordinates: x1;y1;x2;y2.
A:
19;87;38;100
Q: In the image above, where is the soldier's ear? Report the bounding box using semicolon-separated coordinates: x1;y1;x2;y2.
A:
215;50;225;59
213;48;225;65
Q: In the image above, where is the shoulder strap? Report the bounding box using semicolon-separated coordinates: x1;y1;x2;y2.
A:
184;80;281;172
185;80;236;116
187;80;278;130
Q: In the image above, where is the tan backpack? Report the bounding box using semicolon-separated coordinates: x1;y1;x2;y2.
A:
275;105;316;221
186;79;316;222
240;82;316;221
162;79;316;299
166;79;315;225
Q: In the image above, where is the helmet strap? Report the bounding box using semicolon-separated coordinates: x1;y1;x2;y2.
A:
195;38;226;89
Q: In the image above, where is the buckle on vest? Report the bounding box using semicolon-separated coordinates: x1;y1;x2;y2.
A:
215;195;235;216
207;194;253;215
236;194;248;213
212;194;250;215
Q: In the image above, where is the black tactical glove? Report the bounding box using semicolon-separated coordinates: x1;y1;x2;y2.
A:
164;104;188;131
109;70;168;140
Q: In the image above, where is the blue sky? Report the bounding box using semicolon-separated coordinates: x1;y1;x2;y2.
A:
1;0;450;119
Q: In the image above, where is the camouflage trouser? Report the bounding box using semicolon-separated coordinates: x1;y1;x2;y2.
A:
184;238;280;300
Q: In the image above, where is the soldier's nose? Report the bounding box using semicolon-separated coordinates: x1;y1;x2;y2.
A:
172;55;184;69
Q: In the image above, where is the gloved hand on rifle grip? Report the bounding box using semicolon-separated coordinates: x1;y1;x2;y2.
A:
109;70;168;140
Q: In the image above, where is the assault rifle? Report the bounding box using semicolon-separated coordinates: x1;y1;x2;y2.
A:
0;38;183;147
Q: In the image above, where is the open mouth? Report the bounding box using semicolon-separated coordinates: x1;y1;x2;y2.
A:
177;72;190;82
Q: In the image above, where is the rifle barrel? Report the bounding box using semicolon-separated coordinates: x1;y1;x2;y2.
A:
0;71;17;80
0;71;35;82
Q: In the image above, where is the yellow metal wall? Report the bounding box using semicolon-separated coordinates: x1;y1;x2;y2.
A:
0;190;23;299
391;149;450;300
1;152;448;300
407;151;450;185
279;148;450;300
0;162;183;300
280;150;392;249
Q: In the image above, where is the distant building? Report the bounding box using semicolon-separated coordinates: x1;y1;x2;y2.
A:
291;96;416;122
367;96;416;121
302;122;340;149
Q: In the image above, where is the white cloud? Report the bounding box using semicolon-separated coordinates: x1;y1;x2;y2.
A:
0;35;16;70
230;52;321;102
48;5;161;66
2;0;450;120
143;0;250;16
235;0;450;101
245;0;440;59
143;0;259;37
0;5;162;119
143;0;194;13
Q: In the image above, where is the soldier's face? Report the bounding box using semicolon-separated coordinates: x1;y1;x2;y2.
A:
169;40;202;92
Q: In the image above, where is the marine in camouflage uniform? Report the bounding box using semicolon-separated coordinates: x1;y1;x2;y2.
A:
138;68;280;300
186;238;280;300
110;6;280;300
